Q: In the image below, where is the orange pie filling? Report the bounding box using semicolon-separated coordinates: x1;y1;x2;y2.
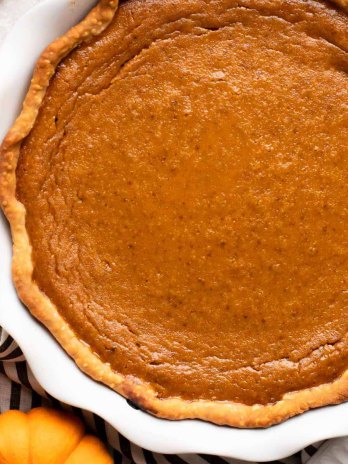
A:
12;0;348;409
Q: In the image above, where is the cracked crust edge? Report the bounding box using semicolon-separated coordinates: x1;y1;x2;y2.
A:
1;0;348;428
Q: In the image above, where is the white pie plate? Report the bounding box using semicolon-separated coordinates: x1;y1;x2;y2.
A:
1;0;348;461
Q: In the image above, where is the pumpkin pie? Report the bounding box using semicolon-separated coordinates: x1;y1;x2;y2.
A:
1;0;348;427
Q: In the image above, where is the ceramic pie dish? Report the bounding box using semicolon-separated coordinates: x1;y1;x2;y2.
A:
0;0;344;460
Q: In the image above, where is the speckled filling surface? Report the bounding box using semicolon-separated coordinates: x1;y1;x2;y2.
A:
16;0;348;406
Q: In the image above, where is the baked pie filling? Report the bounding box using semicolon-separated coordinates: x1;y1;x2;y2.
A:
1;0;348;426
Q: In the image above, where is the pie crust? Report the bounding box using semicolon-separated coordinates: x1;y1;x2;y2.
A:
1;0;348;427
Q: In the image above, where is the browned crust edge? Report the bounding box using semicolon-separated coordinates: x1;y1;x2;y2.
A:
1;0;348;428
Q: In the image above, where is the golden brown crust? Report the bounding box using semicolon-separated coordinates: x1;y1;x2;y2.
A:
1;0;348;428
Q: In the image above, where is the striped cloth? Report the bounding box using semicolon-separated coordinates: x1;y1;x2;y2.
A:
0;327;323;464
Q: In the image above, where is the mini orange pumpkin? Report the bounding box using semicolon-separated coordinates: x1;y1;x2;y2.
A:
0;407;112;464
